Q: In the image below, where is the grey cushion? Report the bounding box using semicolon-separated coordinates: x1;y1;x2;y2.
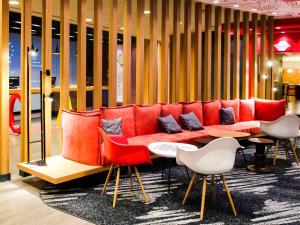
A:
157;115;182;134
180;112;204;131
101;117;122;135
220;107;236;125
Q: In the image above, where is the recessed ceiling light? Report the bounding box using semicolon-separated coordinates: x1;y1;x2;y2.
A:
271;12;277;15
86;18;93;22
32;24;40;27
55;33;60;36
275;26;281;30
87;33;93;36
15;21;21;24
120;27;124;30
180;21;183;25
213;0;219;4
69;35;74;38
52;27;56;30
9;1;19;5
233;4;239;8
252;8;257;12
11;26;20;30
89;39;93;41
144;10;151;15
281;31;286;34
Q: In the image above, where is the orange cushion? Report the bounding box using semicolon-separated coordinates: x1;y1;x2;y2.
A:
161;103;183;123
61;110;101;166
135;104;161;135
101;105;136;137
202;100;221;126
182;101;203;124
220;99;240;122
240;99;255;121
255;99;286;121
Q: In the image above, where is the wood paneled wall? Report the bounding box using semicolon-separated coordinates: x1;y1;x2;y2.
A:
233;10;240;99
194;2;202;101
214;6;222;100
204;4;212;100
260;15;267;99
223;8;231;100
251;13;258;98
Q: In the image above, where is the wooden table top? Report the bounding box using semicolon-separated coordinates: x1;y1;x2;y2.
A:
248;138;274;144
207;129;250;138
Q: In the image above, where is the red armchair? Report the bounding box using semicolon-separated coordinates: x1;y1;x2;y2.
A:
99;128;152;208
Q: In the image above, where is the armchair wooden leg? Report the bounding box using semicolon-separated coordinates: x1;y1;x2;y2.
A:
211;175;216;202
102;164;114;194
113;167;121;208
128;166;134;191
221;175;237;217
273;140;279;166
134;166;148;204
291;138;299;165
200;176;207;221
182;173;196;205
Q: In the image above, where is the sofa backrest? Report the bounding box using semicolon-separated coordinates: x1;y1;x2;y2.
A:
254;99;286;121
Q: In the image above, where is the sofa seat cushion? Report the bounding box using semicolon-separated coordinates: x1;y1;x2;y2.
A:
182;101;203;124
240;99;255;121
169;130;209;144
161;104;183;123
202;100;221;126
221;99;240;122
135;104;161;135
255;99;286;121
205;120;260;135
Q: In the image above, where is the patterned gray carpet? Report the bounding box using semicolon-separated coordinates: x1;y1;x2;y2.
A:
40;148;300;225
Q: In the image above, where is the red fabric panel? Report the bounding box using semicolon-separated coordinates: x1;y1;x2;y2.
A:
161;104;183;123
202;100;221;126
181;101;203;124
255;99;286;121
240;99;255;121
101;105;136;137
61;110;101;166
135;104;161;135
220;99;240;122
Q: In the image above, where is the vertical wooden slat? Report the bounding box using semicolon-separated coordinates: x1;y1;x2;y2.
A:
204;4;212;100
20;0;32;162
136;0;145;104
149;0;158;104
242;12;249;99
251;13;258;98
194;2;202;100
42;0;52;156
143;40;150;104
77;0;87;110
123;0;131;105
268;16;274;99
214;6;222;99
0;0;9;176
93;0;103;108
260;15;267;99
184;0;192;101
160;0;169;103
233;10;240;99
223;8;231;100
172;0;181;103
60;0;70;110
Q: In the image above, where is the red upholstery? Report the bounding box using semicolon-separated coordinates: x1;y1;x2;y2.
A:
161;103;183;123
202;100;221;126
239;99;255;121
206;120;260;135
99;128;151;166
135;104;161;135
61;110;101;166
9;93;21;134
101;105;136;137
255;99;286;121
181;101;203;124
221;99;240;122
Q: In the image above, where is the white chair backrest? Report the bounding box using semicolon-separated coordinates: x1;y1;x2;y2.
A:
260;114;300;139
176;137;241;175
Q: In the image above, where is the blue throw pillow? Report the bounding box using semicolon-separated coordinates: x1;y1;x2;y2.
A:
180;112;204;131
157;115;182;134
102;117;122;134
220;107;236;125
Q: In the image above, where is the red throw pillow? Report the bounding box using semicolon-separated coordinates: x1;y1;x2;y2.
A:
255;99;286;121
61;110;101;166
240;99;255;121
101;105;136;137
202;100;221;126
161;103;183;123
181;101;203;124
221;99;240;122
135;104;161;135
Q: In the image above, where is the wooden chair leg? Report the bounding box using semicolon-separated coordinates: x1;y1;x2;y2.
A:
291;138;299;165
200;176;207;221
221;175;237;217
128;166;134;191
273;140;279;166
102;164;114;194
182;173;196;205
211;175;216;202
113;167;121;208
134;166;148;204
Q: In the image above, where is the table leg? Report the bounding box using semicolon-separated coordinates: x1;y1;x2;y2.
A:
247;143;273;173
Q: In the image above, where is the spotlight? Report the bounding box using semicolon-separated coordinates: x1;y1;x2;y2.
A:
267;60;273;67
272;87;278;92
29;44;39;57
262;74;268;80
9;1;19;6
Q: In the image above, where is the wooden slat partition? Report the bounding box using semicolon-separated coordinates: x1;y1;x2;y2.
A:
60;0;70;110
0;0;9;176
184;0;192;102
233;10;240;99
123;0;131;105
268;16;274;99
42;0;52;156
223;8;231;100
214;6;222;99
77;0;87;110
204;4;212;100
251;13;258;98
194;2;202;100
136;0;145;104
144;40;150;104
149;0;158;104
160;0;169;103
20;0;32;162
93;0;103;108
242;12;249;99
260;15;267;99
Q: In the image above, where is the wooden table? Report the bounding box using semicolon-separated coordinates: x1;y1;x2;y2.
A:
207;129;251;138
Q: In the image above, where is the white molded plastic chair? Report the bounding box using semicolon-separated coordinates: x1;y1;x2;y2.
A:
260;114;300;165
176;137;241;221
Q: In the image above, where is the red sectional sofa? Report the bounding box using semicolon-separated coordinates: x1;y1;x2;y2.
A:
61;99;286;166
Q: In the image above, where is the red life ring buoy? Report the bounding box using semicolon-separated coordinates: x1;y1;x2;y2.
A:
9;93;21;134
